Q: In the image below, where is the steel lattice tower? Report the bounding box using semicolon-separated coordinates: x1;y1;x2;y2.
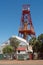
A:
18;4;35;40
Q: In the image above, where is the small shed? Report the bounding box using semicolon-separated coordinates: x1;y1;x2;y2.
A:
16;46;29;60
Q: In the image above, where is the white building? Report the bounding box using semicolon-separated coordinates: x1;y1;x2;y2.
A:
0;40;10;54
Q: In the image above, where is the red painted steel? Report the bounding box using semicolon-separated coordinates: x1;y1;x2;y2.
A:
19;4;35;40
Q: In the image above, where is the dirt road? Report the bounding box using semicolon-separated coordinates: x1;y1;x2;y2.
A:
0;60;43;65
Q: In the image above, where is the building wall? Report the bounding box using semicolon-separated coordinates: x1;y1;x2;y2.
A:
16;50;26;54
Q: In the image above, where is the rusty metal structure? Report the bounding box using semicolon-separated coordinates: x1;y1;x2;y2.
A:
19;4;35;40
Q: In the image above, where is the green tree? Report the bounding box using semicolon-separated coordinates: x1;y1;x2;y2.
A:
29;34;43;59
29;37;36;45
3;45;14;54
33;40;41;52
9;37;20;52
38;34;43;59
3;45;14;59
29;37;41;52
38;34;43;52
38;34;43;43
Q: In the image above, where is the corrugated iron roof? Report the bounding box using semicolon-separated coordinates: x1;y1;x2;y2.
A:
17;47;26;51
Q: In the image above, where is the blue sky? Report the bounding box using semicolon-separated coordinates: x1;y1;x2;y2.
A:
0;0;43;44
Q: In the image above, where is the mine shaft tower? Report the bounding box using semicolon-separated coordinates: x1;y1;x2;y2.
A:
19;4;35;40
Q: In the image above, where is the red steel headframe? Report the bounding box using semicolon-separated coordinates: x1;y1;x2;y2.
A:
19;4;36;40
